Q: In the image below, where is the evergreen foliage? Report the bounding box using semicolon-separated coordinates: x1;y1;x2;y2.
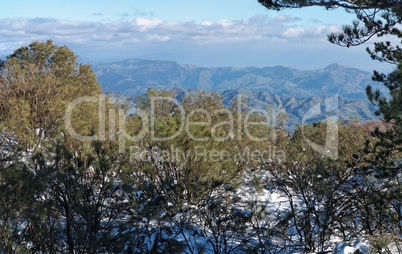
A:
259;0;402;250
1;32;402;252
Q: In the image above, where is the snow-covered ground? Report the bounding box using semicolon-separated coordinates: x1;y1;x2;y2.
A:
137;168;384;253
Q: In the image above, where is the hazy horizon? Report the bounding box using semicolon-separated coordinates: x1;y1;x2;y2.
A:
0;0;395;73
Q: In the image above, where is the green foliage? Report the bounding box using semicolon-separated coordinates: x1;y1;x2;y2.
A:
263;121;369;252
0;40;101;152
258;1;402;250
4;39;402;252
366;44;402;175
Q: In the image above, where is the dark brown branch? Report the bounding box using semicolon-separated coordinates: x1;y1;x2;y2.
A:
258;0;402;10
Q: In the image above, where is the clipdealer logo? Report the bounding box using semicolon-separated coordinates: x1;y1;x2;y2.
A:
302;94;338;160
64;95;278;149
64;94;339;160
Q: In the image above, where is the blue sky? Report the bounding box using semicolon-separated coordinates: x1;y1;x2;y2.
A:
0;0;392;72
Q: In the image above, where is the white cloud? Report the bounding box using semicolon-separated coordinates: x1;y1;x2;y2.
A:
0;15;356;70
201;20;213;26
0;15;335;50
217;19;233;28
283;27;305;38
132;17;164;32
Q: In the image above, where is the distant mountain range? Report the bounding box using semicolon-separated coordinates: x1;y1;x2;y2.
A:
91;59;385;130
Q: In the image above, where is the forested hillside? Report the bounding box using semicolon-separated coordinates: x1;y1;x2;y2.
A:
0;41;401;253
92;59;384;130
92;59;378;99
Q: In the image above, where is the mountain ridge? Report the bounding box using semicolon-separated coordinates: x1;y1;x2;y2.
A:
92;59;381;98
90;59;383;130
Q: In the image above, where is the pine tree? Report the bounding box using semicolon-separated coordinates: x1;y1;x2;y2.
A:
0;41;104;253
0;40;101;152
259;0;402;247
